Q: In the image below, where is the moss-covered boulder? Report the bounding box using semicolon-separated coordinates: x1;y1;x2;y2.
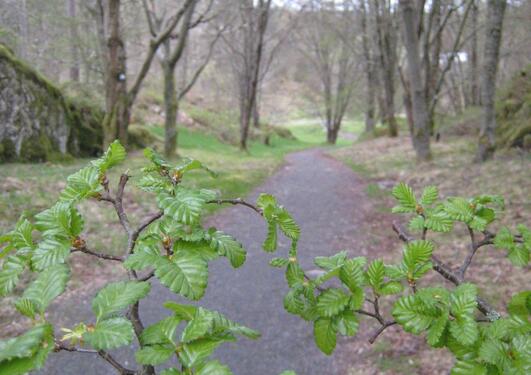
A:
0;44;103;162
496;65;531;149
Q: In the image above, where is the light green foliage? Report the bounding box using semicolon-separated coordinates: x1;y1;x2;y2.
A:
269;182;530;375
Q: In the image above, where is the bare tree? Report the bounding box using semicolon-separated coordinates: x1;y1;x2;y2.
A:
297;0;357;144
222;0;273;151
360;0;376;134
370;0;399;137
477;0;507;161
99;0;197;148
400;0;431;160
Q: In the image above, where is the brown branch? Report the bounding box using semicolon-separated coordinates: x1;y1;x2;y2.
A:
368;321;397;344
72;246;124;262
207;198;263;216
392;221;500;318
55;343;135;375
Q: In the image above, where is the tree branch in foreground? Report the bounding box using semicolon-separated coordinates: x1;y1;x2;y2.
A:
392;221;500;319
55;343;135;375
208;198;263;216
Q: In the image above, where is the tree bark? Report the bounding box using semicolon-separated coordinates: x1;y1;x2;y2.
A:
469;0;480;106
102;0;129;148
361;0;375;134
477;0;507;161
163;64;178;157
400;0;431;160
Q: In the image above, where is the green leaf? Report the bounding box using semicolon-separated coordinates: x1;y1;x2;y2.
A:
0;323;53;375
402;240;434;278
450;283;477;317
124;242;163;270
161;369;183;375
0;324;51;362
284;289;306;315
444;198;474;222
135;344;175;366
478;339;509;368
379;281;404;295
270;257;289;268
14;298;37;319
392;295;438;334
174;158;217;177
140;316;181;345
0;255;25;296
158;189;208;225
34;202;83;239
256;194;277;211
420;186;438;206
1;218;35;257
314;251;347;271
508;291;531;318
450;317;478;346
144;148;171;169
83;317;134;350
174;240;218;262
366;259;385;292
208;231;246;268
205;309;260;339
339;257;365;292
337;310;359;336
276;209;300;240
279;372;297;375
197;360;233;375
164;302;197;320
316;288;349;317
424;211;453;232
59;166;100;202
182;308;214;343
22;264;70;314
451;360;487;375
155;253;208;300
408;216;425;231
92;140;126;173
285;262;304;288
427;315;448;347
494;227;514;250
391;183;417;213
263;221;278;252
92;281;151;321
137;174;173;193
31;238;71;271
508;245;529;266
313;318;337;355
179;337;231;368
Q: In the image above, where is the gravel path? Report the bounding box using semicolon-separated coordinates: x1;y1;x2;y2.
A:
39;148;370;375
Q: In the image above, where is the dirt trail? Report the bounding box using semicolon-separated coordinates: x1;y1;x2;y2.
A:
40;148;374;375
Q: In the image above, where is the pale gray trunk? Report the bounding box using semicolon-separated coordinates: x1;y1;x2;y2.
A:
163;64;178;157
66;0;80;81
361;0;375;133
477;0;507;161
400;0;431;160
469;0;480;106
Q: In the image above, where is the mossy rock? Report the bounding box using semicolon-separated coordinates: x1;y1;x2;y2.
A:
128;125;156;149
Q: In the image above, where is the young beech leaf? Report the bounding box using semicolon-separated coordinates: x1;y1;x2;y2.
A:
314;251;347;271
181;308;214;343
83;317;134;350
91;139;126;174
135;344;175;366
420;186;438;206
270;257;290;268
92;281;151;321
21;264;70;314
155;254;208;300
366;259;385;292
140;316;181;346
207;230;246;268
196;360;232;375
391;183;417;213
0;255;25;297
59;166;100;203
313;318;337;355
316;288;349;317
179;337;232;368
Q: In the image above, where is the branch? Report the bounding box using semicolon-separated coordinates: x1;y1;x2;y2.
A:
392;222;500;318
207;198;263;216
55;343;135;375
72;246;124;262
368;321;397;344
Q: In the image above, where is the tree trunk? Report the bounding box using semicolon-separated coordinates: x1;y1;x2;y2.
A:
361;0;375;134
326;124;339;144
163;64;178;157
102;0;128;148
477;0;507;161
66;0;80;81
400;0;431;160
469;0;480;106
252;95;260;128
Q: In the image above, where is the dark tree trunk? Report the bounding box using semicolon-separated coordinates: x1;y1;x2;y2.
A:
102;0;129;148
469;0;480;106
477;0;507;161
400;0;431;160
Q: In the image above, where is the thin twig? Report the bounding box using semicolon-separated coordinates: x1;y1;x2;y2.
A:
392;221;500;318
368;321;397;344
55;343;135;375
207;198;263;216
72;246;124;262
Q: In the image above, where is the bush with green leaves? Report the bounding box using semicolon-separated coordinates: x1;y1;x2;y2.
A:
270;182;530;374
0;141;300;375
0;141;529;374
